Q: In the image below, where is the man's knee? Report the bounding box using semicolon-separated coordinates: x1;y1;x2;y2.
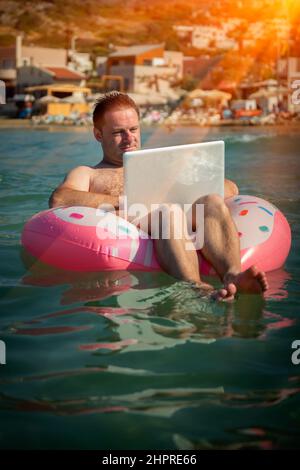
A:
226;180;239;198
151;203;186;238
195;194;232;220
196;193;226;211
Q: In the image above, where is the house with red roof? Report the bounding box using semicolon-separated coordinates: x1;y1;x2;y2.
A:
17;64;85;91
0;35;88;95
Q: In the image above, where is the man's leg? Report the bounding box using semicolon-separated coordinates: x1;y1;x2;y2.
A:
130;198;268;301
191;194;268;300
142;204;214;292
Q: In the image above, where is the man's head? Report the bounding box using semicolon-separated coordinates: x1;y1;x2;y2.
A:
93;91;141;166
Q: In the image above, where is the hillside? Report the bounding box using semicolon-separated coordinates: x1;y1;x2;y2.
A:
0;0;299;56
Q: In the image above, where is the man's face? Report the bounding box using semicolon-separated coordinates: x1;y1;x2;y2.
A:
94;107;141;166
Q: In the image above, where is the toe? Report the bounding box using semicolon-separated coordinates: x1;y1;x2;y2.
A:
212;288;236;302
257;272;268;291
211;288;227;301
227;282;237;296
218;288;228;298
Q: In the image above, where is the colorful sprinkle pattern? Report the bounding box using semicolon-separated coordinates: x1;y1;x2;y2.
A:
232;196;275;249
70;212;84;219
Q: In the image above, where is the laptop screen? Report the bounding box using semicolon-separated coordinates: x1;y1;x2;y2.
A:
124;141;224;213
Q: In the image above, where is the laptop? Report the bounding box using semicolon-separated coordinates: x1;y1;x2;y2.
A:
124;141;224;212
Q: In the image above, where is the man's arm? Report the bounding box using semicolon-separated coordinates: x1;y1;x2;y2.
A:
49;166;119;209
224;179;239;199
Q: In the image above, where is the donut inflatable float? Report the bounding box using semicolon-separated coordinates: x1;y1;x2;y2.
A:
21;195;291;274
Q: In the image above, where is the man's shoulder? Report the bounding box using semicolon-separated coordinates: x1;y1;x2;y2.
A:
68;165;94;176
76;164;94;171
63;165;94;185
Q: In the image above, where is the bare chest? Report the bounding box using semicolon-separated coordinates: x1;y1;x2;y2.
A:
89;168;124;196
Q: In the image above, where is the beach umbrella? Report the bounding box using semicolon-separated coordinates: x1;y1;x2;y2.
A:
187;89;232;101
205;90;232;101
255;79;278;88
249;87;288;99
61;94;86;103
37;95;61;103
187;89;207;99
249;89;269;99
13;94;35;102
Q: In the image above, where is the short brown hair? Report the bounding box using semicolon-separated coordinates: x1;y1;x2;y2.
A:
93;91;140;128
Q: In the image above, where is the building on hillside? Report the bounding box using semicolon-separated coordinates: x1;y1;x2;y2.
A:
21;44;67;68
277;57;300;112
67;50;93;74
17;65;86;92
104;44;183;95
173;25;238;51
0;46;16;98
0;35;89;97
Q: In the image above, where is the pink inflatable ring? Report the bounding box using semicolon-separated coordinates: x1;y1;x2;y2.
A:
21;195;291;274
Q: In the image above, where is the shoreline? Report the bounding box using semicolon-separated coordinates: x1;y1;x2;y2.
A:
0;117;300;132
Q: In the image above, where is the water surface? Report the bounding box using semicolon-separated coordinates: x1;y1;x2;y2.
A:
0;124;299;449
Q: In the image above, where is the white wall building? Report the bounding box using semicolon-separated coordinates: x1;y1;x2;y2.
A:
68;51;93;74
105;45;183;96
174;24;238;51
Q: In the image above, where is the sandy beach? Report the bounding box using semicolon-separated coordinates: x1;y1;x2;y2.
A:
1;117;300;132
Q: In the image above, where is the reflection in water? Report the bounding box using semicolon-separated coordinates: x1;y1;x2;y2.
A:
173;432;273;450
20;250;293;348
79;338;138;351
0;386;225;418
22;267;136;305
1;381;299;440
265;269;291;300
17;251;296;444
13;325;91;335
0;392;128;416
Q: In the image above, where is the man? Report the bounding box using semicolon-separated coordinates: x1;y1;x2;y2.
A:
49;91;268;300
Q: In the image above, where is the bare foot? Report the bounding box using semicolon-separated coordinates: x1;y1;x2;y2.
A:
210;284;237;302
209;266;268;302
224;265;269;295
193;266;268;302
193;282;236;302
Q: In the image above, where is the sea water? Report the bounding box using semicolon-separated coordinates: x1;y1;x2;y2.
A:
0;125;299;449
